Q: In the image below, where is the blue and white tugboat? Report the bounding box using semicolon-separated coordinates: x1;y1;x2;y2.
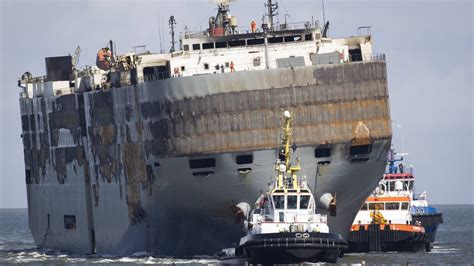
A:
220;111;347;264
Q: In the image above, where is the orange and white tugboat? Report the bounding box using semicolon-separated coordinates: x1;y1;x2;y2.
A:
219;111;347;263
347;151;429;252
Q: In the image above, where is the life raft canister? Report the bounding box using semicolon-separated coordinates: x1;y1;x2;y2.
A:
96;48;112;70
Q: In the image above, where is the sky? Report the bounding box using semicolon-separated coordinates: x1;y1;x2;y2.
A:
0;0;472;208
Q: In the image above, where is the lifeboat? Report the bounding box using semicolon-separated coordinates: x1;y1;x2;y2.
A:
96;48;112;70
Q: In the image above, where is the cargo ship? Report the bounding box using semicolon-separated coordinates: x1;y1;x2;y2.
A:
17;0;392;255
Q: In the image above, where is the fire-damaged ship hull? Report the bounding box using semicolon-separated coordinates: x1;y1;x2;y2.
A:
20;61;391;255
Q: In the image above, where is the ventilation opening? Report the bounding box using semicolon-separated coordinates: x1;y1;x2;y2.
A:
236;154;253;165
192;171;214;177
317;160;331;166
154;162;161;167
350;144;372;155
189;158;216;169
315;147;331;158
25;169;32;184
64;215;76;230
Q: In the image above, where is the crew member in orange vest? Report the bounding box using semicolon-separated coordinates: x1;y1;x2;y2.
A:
250;19;257;33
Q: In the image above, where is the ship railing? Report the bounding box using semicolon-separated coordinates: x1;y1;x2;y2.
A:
181;21;319;39
349;53;386;63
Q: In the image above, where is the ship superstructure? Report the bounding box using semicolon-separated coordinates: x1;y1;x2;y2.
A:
17;0;392;255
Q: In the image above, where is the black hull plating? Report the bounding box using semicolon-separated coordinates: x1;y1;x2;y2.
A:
412;213;443;244
347;224;429;253
236;232;347;263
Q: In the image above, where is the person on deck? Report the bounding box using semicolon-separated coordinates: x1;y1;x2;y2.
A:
230;61;235;72
250;19;257;33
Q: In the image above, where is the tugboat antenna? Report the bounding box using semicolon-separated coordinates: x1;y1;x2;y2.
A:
169;15;177;53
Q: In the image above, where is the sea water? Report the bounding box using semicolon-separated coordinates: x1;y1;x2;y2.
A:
1;205;472;265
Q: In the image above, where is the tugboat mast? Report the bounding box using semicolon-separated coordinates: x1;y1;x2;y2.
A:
277;111;301;189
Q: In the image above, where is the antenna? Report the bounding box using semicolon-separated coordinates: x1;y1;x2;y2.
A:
322;0;326;27
169;16;177;53
158;13;163;53
71;45;81;69
265;0;278;31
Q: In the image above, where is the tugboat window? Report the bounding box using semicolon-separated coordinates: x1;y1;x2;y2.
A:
273;195;285;209
299;195;310;209
64;215;76;230
385;202;399;210
287;195;297;209
369;203;384;210
401;202;409;210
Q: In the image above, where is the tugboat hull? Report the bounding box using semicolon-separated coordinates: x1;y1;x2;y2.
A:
236;232;347;263
348;224;428;252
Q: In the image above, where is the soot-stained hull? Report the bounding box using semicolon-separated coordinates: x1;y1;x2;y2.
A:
20;62;392;255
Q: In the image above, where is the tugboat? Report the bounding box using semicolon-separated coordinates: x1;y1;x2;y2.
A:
348;150;442;252
220;111;348;264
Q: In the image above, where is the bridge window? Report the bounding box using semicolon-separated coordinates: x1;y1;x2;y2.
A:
305;34;313;41
202;43;214;50
300;195;310;209
183;45;189;51
273;195;285;209
349;144;372;155
216;41;227;48
284;35;302;42
189;158;215;169
287;195;297;209
247;38;264;45
268;37;284;44
229;40;246;47
192;43;201;50
64;215;76;230
236;154;253;165
385;202;400;210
